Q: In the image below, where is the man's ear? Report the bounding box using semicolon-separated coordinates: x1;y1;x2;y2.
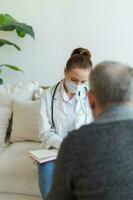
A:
88;91;102;119
88;90;96;109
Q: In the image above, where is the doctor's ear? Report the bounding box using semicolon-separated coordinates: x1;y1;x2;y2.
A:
64;68;67;73
64;68;67;77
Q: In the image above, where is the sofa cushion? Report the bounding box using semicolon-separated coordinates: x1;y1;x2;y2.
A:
0;193;41;200
0;141;41;196
0;107;12;145
0;81;39;107
0;144;8;153
10;100;41;142
33;87;44;100
0;81;39;144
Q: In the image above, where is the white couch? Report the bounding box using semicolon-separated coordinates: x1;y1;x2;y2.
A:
0;81;43;200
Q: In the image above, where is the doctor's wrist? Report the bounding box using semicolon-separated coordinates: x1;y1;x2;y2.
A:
52;139;63;149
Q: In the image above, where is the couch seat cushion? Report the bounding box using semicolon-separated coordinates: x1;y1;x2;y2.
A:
0;193;41;200
0;141;41;196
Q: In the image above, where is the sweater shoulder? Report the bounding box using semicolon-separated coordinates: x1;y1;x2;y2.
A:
67;120;133;143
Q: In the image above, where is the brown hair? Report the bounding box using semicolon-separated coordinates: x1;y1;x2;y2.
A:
66;47;92;71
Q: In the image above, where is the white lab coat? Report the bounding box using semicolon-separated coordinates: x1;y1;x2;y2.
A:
39;81;92;149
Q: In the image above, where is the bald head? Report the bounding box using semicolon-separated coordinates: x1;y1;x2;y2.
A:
89;61;133;109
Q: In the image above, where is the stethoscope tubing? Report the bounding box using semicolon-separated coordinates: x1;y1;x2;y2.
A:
51;81;88;129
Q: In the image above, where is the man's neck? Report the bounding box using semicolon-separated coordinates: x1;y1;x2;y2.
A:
94;103;133;124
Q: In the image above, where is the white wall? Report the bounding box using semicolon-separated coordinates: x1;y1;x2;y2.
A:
0;0;133;85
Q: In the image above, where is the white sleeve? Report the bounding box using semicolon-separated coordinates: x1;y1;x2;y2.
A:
39;89;63;149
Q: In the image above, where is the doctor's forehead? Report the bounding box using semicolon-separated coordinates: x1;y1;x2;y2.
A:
67;67;90;78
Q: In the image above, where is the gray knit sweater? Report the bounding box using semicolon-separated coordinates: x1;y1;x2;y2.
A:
47;120;133;200
47;105;133;200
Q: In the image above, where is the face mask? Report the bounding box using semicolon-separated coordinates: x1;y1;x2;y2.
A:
65;80;84;94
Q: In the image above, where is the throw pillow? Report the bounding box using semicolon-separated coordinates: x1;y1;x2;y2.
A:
10;100;41;142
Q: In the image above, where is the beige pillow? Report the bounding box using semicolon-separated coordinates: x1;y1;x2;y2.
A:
10;100;41;142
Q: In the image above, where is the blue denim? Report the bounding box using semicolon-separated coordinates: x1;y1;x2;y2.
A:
38;161;55;200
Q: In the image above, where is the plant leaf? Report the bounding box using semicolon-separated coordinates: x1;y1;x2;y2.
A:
0;78;3;84
0;64;24;72
0;14;35;39
0;39;21;50
0;14;16;25
16;30;26;38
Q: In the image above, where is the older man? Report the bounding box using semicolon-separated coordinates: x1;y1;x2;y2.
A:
46;61;133;200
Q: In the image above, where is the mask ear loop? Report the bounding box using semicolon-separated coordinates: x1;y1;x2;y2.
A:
79;87;88;115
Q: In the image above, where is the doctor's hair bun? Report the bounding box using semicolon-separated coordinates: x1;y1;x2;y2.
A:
66;47;92;71
70;47;91;60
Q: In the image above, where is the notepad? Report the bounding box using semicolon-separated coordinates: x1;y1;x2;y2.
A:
29;149;58;163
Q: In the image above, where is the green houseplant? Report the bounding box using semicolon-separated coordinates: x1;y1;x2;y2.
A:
0;13;35;84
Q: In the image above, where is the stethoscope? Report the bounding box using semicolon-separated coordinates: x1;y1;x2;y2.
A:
51;81;88;128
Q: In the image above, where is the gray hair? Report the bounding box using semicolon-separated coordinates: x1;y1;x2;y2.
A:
89;61;133;107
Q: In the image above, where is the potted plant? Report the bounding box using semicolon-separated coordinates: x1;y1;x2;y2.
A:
0;13;35;84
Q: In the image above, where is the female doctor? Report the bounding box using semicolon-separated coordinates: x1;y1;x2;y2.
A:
38;47;93;199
